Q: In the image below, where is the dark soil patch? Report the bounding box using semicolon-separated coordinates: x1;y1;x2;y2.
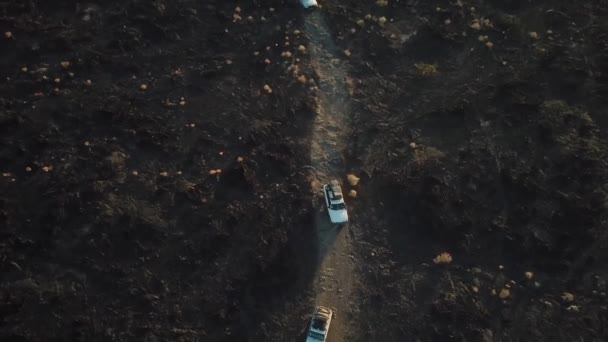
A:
2;0;608;341
330;0;608;341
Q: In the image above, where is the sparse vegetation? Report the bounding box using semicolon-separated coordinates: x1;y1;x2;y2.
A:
433;252;453;264
1;0;607;341
414;63;439;77
347;174;360;186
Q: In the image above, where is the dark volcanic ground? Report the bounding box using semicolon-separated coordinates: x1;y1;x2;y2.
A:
1;0;608;341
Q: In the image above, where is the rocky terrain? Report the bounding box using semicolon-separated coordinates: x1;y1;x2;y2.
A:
1;0;607;341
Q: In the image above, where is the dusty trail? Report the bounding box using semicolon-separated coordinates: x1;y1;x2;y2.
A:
304;10;359;342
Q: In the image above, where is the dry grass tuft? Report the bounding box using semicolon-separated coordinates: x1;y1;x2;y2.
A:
414;146;446;166
433;252;452;264
347;174;360;186
414;63;439;77
561;292;574;302
499;288;511;299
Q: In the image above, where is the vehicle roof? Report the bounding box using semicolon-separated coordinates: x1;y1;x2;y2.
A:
327;180;343;198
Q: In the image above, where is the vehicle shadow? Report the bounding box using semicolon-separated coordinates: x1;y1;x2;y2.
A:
238;194;345;341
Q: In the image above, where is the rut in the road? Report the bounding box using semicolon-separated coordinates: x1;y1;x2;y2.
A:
304;10;359;342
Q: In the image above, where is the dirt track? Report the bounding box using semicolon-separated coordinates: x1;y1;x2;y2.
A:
305;9;359;341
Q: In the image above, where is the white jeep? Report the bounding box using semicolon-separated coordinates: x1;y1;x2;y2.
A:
306;306;333;341
300;0;318;8
323;180;348;224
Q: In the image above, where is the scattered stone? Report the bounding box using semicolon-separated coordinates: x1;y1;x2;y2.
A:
525;271;534;280
566;305;579;312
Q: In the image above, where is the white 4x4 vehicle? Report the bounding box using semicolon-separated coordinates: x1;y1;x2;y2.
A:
323;180;348;224
306;306;333;341
300;0;318;8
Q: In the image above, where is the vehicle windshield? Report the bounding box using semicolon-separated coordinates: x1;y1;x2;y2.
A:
312;317;327;330
330;203;345;210
309;331;325;340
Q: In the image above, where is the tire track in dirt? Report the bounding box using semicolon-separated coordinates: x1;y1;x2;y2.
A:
304;10;359;342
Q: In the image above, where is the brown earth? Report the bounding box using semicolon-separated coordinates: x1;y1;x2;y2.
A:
1;0;608;341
